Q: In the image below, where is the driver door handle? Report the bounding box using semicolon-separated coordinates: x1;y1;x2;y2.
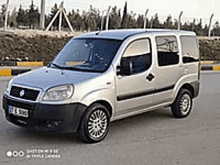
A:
146;73;155;81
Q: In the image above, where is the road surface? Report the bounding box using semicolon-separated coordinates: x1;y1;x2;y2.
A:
0;72;219;165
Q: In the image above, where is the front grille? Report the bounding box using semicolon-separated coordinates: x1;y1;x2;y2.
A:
6;98;34;110
10;86;40;101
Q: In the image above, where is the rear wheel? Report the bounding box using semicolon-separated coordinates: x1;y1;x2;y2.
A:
171;89;193;118
79;103;110;143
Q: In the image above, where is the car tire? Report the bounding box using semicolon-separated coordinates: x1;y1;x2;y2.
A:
171;89;193;118
79;103;110;143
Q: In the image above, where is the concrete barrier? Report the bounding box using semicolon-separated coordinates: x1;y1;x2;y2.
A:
201;66;213;70
200;61;215;64
0;67;41;76
0;69;11;76
213;66;220;71
201;64;220;71
17;62;44;66
11;69;31;75
0;61;17;66
0;61;44;66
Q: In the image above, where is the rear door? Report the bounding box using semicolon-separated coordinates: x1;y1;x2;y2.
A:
180;35;200;77
152;35;181;105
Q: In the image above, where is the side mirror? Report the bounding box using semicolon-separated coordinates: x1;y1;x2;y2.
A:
120;60;132;76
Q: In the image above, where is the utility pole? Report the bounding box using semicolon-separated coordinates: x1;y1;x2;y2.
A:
208;14;214;37
150;16;153;28
101;10;106;31
4;0;10;30
144;9;149;29
178;11;183;30
58;2;63;31
46;1;73;32
39;0;45;30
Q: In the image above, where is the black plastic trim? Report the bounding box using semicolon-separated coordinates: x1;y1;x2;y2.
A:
117;84;175;101
189;81;200;98
183;57;199;63
154;85;175;94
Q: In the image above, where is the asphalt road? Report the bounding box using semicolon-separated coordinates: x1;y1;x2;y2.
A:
0;72;219;165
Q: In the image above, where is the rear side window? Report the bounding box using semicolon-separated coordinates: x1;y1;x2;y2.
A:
180;36;199;63
122;38;152;75
156;36;179;66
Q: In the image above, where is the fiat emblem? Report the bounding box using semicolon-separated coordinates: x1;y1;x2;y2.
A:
20;90;25;97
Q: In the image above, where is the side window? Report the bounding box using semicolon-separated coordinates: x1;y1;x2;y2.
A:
180;36;199;63
121;39;151;75
156;36;179;66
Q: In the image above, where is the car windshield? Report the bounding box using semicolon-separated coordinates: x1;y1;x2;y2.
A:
52;38;122;72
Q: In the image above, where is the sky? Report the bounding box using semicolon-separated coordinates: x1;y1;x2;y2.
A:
1;0;220;27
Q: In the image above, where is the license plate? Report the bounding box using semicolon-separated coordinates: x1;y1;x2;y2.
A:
8;106;29;118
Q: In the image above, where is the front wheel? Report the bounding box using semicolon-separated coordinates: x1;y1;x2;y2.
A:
79;103;110;143
171;89;193;118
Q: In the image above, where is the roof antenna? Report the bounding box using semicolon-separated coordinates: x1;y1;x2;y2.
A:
95;31;101;35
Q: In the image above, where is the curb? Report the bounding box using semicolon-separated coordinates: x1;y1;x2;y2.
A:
0;61;44;76
201;65;220;71
0;68;31;76
0;61;44;67
17;62;43;66
0;67;42;76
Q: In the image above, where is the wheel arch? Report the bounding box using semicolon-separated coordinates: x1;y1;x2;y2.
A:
180;83;194;98
77;100;113;131
172;83;195;104
91;100;113;118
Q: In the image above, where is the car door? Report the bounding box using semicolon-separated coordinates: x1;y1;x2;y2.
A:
115;38;155;117
152;35;181;105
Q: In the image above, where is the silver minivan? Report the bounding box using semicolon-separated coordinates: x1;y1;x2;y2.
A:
3;29;200;143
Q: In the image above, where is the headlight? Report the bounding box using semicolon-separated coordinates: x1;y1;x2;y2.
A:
6;79;13;93
43;84;74;101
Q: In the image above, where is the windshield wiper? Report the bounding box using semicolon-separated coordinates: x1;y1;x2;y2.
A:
62;66;85;71
49;63;65;69
49;63;90;72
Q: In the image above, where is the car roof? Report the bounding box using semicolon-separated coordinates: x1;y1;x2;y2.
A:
75;29;196;40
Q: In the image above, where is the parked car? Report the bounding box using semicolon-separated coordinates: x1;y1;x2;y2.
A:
3;29;200;143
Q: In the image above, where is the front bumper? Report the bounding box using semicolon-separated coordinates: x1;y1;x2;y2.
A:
2;95;87;133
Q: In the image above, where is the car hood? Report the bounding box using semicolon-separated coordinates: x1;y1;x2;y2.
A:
12;67;101;90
